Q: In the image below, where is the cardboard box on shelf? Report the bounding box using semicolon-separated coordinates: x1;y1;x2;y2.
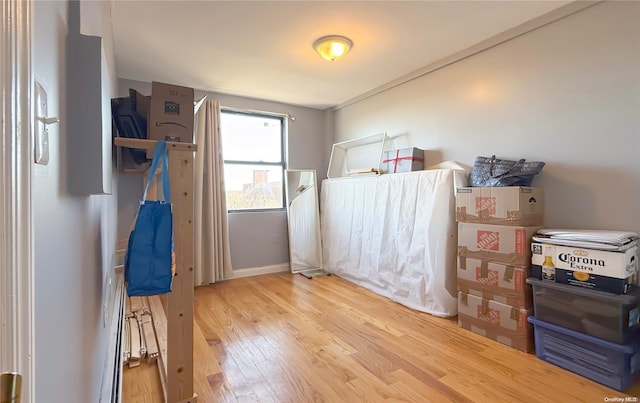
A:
457;222;541;267
457;291;533;352
531;242;638;294
149;81;194;143
381;147;424;174
457;257;532;308
456;186;543;226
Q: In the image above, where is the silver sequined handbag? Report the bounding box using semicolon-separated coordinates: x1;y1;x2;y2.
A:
469;155;545;187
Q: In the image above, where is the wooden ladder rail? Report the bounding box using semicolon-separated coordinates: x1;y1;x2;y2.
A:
115;138;197;403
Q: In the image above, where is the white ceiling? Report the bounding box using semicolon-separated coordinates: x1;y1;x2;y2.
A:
110;1;571;110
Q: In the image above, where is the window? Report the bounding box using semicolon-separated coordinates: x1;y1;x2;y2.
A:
220;110;285;211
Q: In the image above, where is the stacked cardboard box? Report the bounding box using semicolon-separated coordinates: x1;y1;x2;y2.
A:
455;186;543;352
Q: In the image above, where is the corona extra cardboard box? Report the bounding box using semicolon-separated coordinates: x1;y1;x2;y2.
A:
456;186;543;226
457;223;541;267
531;242;638;294
457;257;532;308
457;291;533;352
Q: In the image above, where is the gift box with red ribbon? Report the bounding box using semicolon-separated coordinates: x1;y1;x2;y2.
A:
382;147;424;174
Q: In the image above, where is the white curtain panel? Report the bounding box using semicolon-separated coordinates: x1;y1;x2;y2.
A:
194;99;233;285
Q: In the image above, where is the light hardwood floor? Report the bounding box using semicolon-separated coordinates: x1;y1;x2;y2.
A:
123;273;640;402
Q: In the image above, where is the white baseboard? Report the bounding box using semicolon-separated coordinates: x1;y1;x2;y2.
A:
99;271;125;403
230;263;290;279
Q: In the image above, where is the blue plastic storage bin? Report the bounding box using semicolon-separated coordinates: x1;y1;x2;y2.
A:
528;316;640;392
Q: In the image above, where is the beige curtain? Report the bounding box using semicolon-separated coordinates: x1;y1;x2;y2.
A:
194;99;233;285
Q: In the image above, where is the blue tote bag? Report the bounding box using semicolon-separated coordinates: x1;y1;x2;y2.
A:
125;141;173;296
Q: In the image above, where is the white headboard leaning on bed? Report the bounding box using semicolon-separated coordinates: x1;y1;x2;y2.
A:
320;163;468;318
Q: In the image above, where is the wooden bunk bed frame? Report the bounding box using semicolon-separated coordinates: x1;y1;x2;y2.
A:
115;137;198;403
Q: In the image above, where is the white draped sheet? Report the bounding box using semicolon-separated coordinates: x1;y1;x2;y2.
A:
321;169;464;317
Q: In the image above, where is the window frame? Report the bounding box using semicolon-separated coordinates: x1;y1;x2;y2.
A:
220;108;287;213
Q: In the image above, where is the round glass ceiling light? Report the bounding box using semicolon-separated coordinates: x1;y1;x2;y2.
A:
313;35;353;62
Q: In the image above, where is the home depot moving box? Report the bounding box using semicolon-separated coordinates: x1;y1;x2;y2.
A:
456;187;543;226
457;291;533;352
457;257;532;308
457;223;541;267
149;81;194;143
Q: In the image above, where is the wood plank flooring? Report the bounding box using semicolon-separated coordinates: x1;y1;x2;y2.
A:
123;273;640;402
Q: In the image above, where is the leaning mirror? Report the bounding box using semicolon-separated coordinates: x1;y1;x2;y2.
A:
284;169;324;277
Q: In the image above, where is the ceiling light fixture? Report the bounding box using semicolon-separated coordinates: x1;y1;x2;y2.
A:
313;35;353;62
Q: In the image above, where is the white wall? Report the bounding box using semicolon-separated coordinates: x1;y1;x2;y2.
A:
334;1;640;235
116;79;328;270
33;1;118;401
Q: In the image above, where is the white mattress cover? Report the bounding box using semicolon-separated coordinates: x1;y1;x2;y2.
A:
321;168;464;317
